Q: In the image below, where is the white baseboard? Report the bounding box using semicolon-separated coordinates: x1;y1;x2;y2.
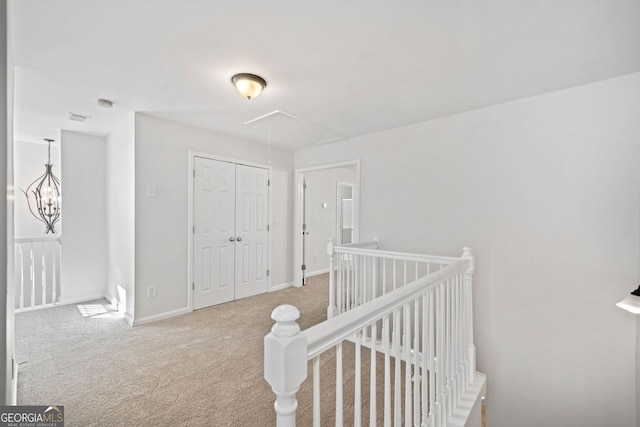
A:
57;293;109;306
103;294;134;326
307;268;329;277
269;282;293;292
11;358;18;405
132;307;190;326
123;312;134;327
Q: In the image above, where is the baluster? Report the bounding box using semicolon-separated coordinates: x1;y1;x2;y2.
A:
404;303;412;427
428;289;436;426
382;259;387;295
347;255;352;310
394;308;401;427
446;278;454;418
446;278;453;419
327;239;336;318
41;241;47;305
403;260;407;288
313;356;321;427
354;254;360;308
30;242;35;309
370;321;377;427
435;282;444;427
264;305;307;427
18;243;24;310
413;298;420;426
392;260;397;291
462;247;476;385
336;342;344;427
362;256;367;304
337;254;343;313
421;292;429;424
355;332;362;427
384;313;391;427
372;256;378;300
52;240;58;303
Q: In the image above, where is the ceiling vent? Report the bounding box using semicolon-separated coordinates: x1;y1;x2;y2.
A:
66;112;91;123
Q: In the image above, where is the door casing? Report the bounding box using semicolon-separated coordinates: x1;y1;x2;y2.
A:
293;160;360;288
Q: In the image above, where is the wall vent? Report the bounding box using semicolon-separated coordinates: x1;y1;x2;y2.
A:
67;112;91;123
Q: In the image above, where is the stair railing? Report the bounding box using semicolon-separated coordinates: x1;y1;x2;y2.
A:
265;244;478;427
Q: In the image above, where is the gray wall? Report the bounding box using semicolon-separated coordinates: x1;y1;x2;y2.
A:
295;72;640;427
106;114;136;319
60;131;107;303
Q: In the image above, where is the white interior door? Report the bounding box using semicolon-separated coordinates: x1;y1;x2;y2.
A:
234;164;269;299
193;157;236;309
193;158;269;309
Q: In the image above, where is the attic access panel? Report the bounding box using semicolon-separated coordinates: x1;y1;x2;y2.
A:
244;110;346;151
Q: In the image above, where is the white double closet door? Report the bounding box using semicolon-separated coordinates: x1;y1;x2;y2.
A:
193;157;269;310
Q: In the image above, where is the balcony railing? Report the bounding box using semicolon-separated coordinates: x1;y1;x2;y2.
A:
14;236;61;312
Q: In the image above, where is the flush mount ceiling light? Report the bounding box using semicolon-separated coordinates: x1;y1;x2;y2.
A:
231;73;267;100
616;285;640;314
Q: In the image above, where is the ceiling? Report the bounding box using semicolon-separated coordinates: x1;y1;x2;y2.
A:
11;0;640;150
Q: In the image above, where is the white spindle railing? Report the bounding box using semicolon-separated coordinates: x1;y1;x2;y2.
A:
327;239;460;318
265;244;482;427
14;236;61;312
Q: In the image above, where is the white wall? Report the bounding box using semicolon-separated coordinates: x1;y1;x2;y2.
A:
303;167;357;274
13;140;61;237
134;113;293;321
295;73;640;427
60;131;107;303
105;114;135;319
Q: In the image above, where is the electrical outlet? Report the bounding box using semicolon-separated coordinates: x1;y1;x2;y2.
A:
147;285;157;298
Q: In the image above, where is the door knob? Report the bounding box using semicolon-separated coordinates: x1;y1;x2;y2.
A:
229;237;236;242
236;236;242;242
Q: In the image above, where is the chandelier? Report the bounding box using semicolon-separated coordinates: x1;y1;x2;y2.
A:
23;138;61;234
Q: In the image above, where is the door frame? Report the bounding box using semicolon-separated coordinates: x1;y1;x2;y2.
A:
336;181;357;245
187;150;272;311
293;160;360;288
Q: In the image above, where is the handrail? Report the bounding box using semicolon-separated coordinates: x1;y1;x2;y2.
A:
14;236;61;243
336;240;380;250
334;245;460;265
306;258;468;359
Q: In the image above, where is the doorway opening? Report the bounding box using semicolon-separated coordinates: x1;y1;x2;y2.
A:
294;160;360;287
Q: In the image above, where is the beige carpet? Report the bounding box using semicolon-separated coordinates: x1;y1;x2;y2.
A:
16;275;331;426
17;274;406;426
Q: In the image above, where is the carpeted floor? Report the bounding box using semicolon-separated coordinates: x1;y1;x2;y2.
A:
16;274;339;427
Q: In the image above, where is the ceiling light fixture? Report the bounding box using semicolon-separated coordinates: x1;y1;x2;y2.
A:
616;285;640;314
22;139;61;234
97;98;113;108
231;73;267;100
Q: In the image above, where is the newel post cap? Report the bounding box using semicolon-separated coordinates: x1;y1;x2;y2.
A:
462;247;475;272
327;238;335;255
265;305;307;391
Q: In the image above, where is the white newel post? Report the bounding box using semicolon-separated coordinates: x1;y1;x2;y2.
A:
461;247;476;385
327;239;337;318
264;305;308;427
